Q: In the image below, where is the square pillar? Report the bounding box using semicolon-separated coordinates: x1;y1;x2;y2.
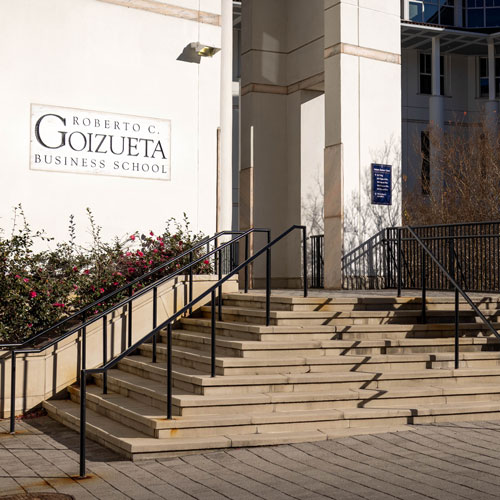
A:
323;0;402;289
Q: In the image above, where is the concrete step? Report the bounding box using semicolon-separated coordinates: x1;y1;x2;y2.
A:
137;342;500;375
99;357;500;396
178;317;500;342
200;305;476;326
222;292;500;312
169;328;500;358
44;393;500;460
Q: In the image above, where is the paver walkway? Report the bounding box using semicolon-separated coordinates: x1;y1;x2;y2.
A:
2;417;500;499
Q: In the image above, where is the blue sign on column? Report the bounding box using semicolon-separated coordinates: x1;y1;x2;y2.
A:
371;164;392;206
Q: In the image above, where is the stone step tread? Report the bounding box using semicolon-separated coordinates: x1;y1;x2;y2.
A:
110;357;500;387
44;400;232;454
222;293;500;306
139;344;500;367
178;318;500;334
169;328;498;350
69;384;421;427
176;383;500;406
200;305;477;319
179;318;337;333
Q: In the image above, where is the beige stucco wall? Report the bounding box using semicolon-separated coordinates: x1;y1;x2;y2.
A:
0;274;238;418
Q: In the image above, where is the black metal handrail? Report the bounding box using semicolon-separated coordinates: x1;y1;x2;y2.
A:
78;225;307;477
7;228;271;434
0;229;255;350
404;226;500;368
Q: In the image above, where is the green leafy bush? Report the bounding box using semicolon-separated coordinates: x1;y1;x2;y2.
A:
0;206;212;343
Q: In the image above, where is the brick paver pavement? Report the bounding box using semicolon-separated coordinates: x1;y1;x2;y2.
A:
2;417;500;499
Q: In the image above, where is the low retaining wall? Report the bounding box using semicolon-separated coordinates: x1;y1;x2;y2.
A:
0;274;238;418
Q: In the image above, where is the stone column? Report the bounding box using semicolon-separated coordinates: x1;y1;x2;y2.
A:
429;36;445;197
323;0;402;289
218;0;233;232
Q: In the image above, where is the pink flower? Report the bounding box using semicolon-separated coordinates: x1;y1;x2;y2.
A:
84;269;90;275
15;275;21;279
99;288;105;294
137;251;144;257
30;291;37;298
113;282;119;286
72;266;78;272
128;267;135;274
23;278;29;283
204;259;210;265
150;231;154;236
27;323;33;328
130;234;136;241
149;260;153;265
52;302;65;307
73;285;79;290
126;252;132;257
153;249;158;253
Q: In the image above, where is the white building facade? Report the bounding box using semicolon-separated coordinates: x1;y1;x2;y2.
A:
2;0;497;288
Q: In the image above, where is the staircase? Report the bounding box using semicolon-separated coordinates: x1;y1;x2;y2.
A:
44;291;500;460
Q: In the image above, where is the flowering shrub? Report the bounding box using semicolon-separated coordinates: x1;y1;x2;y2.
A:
0;206;212;343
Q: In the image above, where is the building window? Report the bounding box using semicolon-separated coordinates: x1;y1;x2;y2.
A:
409;0;455;26
478;56;500;97
466;1;500;28
421;131;431;195
420;53;445;95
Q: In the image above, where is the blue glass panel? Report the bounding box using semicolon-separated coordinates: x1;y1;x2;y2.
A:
480;77;489;97
410;2;424;21
486;7;500;25
424;3;439;22
440;6;455;23
468;8;484;26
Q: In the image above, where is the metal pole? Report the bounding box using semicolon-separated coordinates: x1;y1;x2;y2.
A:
128;286;133;348
455;288;460;369
218;249;222;321
152;287;157;364
266;248;271;327
79;369;86;478
9;351;16;434
189;251;193;306
302;227;308;298
397;228;402;297
244;234;249;293
211;290;216;377
421;248;427;324
102;316;108;395
167;323;172;419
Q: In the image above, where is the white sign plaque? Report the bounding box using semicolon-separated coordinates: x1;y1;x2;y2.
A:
30;104;171;180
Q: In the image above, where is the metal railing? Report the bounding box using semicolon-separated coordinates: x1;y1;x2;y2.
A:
310;235;324;288
311;221;500;292
79;225;307;477
5;228;272;434
404;226;500;367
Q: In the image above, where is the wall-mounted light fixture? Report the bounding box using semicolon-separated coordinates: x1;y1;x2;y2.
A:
190;42;221;57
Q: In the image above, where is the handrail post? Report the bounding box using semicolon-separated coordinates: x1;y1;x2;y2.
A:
302;227;308;298
266;247;271;327
128;285;133;348
152;287;158;364
79;369;86;478
455;288;460;369
211;290;216;377
167;322;172;419
244;234;249;293
10;351;16;434
82;313;87;373
102;316;108;394
421;247;427;324
189;251;193;307
397;228;402;297
218;248;223;321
